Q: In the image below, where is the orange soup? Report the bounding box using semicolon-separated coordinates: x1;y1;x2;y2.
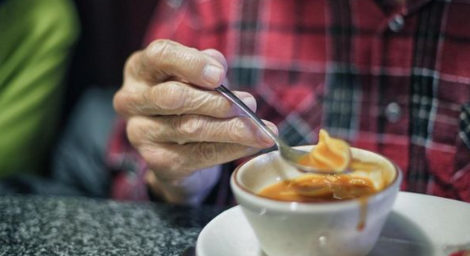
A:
259;129;383;202
258;173;377;202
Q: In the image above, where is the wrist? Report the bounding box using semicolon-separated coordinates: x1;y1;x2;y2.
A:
146;165;221;205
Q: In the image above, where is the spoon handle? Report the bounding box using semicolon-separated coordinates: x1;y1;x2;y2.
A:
216;85;319;173
215;85;279;144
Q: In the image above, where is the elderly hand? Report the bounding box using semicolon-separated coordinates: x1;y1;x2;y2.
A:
113;40;277;204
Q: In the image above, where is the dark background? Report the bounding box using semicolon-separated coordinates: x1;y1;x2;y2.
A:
64;0;159;118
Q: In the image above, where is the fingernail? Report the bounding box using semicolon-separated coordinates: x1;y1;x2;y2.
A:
202;65;223;86
258;122;278;146
266;122;279;136
240;95;257;112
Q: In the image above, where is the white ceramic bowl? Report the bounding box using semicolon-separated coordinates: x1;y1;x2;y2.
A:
230;146;402;256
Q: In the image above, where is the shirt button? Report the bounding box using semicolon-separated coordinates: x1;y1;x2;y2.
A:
385;102;402;123
388;15;405;32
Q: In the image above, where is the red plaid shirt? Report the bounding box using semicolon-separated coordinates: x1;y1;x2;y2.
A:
108;0;470;203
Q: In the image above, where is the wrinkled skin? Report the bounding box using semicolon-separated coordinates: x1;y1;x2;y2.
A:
113;40;277;204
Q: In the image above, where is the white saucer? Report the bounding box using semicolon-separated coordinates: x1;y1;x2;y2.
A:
196;192;470;256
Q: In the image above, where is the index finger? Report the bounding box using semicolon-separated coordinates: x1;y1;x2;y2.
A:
125;40;226;89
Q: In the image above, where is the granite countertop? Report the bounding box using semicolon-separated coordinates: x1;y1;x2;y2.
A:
0;195;226;256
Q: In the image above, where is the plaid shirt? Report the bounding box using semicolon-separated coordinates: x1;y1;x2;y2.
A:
108;0;470;204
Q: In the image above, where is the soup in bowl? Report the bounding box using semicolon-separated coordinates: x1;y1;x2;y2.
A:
230;145;402;256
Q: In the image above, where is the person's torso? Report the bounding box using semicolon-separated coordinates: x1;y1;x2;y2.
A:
143;0;470;202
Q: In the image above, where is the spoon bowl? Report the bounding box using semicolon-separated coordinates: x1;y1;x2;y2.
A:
216;85;336;174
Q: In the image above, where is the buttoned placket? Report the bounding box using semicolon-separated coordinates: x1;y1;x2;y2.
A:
369;11;411;133
385;14;405;125
373;0;434;130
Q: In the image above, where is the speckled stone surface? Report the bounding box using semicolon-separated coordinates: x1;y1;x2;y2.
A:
0;195;226;256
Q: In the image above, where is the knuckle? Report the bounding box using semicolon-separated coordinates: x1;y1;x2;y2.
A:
186;93;230;118
126;117;148;146
151;83;187;113
226;118;248;142
124;51;142;74
142;147;190;179
210;95;232;114
113;88;144;116
140;147;168;171
179;48;204;68
147;39;177;69
173;115;204;138
147;40;206;76
184;91;224;116
113;89;128;115
195;143;218;163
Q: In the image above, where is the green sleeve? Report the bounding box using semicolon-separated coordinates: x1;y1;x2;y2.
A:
0;0;80;177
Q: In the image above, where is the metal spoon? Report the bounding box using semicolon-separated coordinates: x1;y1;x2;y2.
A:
216;85;331;174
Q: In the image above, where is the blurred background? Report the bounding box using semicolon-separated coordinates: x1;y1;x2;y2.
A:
0;0;160;196
64;0;158;121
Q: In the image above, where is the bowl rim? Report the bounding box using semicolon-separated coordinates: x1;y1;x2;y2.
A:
231;146;403;213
